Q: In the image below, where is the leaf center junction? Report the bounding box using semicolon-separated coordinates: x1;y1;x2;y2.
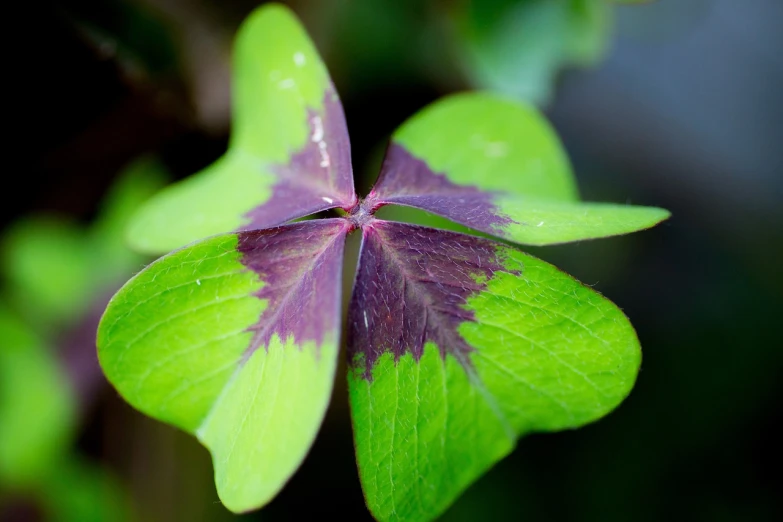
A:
346;195;381;230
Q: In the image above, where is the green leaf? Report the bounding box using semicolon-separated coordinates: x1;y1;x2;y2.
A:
229;5;331;161
348;224;641;521
380;194;669;246
0;306;77;487
371;92;669;246
127;4;355;254
391;92;579;201
454;0;611;105
378;198;669;247
98;220;347;512
492;197;670;245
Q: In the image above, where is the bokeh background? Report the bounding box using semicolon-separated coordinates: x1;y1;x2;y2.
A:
1;0;781;520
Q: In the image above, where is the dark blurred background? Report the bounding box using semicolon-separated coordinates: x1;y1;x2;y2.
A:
1;0;781;520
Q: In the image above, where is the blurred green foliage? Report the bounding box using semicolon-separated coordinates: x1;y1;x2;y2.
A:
43;458;130;522
453;0;611;105
0;159;166;520
0;307;76;488
1;159;167;331
0;296;130;522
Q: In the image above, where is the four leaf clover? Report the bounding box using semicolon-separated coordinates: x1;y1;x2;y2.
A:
97;4;669;521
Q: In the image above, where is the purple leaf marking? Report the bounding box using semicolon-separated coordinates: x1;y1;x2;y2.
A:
347;220;518;379
238;218;348;359
367;143;513;232
243;89;357;230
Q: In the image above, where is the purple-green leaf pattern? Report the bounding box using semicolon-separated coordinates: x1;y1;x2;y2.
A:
348;220;511;378
348;221;643;520
126;5;355;254
242;92;355;232
99;219;348;511
372;93;669;246
99;4;670;520
370;143;513;232
237;220;347;350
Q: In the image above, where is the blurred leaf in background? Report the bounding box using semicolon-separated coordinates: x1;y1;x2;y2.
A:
43;458;130;522
1;221;93;329
0;305;130;522
0;158;166;520
451;0;612;105
0;306;76;488
2;158;167;332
